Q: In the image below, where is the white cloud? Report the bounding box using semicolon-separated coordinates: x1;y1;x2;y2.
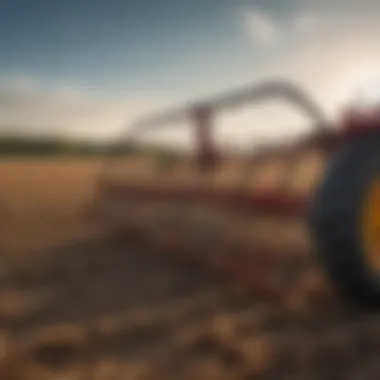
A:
243;7;279;47
243;6;319;47
226;4;380;148
253;14;380;121
0;76;167;142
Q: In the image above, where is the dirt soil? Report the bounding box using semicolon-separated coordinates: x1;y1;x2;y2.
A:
0;238;379;380
2;158;380;380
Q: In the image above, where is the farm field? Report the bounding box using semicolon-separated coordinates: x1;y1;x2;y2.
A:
0;157;380;379
0;159;104;265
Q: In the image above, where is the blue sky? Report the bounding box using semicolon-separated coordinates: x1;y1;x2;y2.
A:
1;0;291;96
2;0;380;145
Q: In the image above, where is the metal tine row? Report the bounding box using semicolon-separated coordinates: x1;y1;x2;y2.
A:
102;145;324;250
113;196;313;263
139;203;314;297
98;141;327;298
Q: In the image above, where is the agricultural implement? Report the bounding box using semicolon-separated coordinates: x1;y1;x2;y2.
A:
96;79;380;307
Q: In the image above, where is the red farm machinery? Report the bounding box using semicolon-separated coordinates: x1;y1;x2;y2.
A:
96;79;380;307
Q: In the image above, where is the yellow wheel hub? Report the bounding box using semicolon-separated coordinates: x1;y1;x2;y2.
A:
363;180;380;272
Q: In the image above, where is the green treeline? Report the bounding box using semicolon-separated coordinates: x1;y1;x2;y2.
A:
0;136;121;157
0;136;184;162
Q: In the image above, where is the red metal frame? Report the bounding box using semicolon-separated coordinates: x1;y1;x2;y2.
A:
98;80;362;297
339;106;380;139
104;181;308;216
100;80;337;216
192;104;218;171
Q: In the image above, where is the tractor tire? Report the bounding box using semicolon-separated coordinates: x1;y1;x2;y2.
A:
309;133;380;307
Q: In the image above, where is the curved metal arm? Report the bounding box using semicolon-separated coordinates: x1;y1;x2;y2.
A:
125;79;328;140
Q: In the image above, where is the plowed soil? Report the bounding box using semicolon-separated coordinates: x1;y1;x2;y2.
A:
1;158;380;380
0;238;379;380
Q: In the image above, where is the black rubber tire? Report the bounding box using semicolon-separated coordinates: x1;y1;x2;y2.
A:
309;132;380;308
